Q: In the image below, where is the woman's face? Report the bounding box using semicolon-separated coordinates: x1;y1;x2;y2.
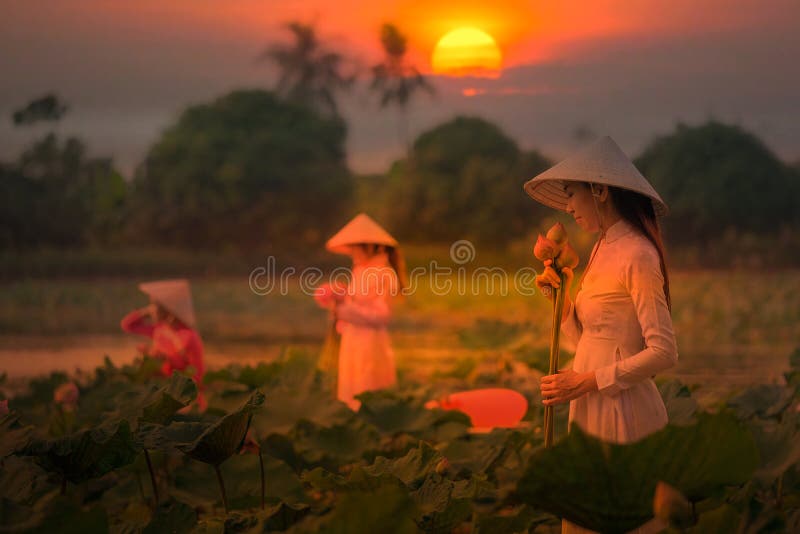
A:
148;298;170;322
565;182;601;232
347;245;371;266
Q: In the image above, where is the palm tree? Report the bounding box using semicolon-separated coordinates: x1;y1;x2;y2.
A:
260;22;354;117
370;24;436;154
12;94;68;126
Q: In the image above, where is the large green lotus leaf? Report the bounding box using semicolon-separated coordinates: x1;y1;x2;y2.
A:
259;501;311;531
440;428;528;477
289;417;381;469
137;375;198;425
685;499;784;534
0;411;33;457
136;421;209;451
253;384;351;436
411;474;473;534
0;497;35;531
515;413;758;533
301;466;350;492
658;379;699;425
172;451;305;510
22;495;109;534
356;390;470;439
727;385;794;420
476;505;554;533
142;499;197;534
221;503;311;533
362;442;444;489
289;485;419;534
749;415;800;486
0;456;53;506
176;390;264;466
21;420;139;484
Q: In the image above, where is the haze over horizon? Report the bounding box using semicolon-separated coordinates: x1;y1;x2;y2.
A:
2;0;798;176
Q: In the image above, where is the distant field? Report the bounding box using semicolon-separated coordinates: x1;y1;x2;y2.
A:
1;266;798;406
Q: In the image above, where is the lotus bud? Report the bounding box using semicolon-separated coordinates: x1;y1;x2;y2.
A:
653;481;693;529
0;399;8;415
554;242;580;270
533;234;561;262
546;222;568;246
54;382;79;412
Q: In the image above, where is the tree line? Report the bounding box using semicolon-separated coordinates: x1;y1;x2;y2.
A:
2;23;799;265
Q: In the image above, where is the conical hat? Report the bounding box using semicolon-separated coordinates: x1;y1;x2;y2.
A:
138;279;196;328
326;213;398;254
523;136;668;216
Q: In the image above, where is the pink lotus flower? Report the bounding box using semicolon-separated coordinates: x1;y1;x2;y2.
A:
533;234;561;262
546;221;568;246
314;281;347;307
554;241;579;270
54;382;79;411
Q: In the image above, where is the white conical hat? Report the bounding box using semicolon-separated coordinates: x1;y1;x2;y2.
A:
523;136;668;216
138;279;196;328
326;213;399;254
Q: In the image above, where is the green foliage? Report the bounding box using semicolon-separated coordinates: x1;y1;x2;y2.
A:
21;420;138;484
0;411;33;457
458;319;525;349
127;89;353;251
4;350;800;532
0;134;126;249
175;390;265;466
635;121;800;243
12;94;68;125
728;384;794;420
381;116;551;246
261;22;354;117
142;499;197;534
516;413;759;532
658;379;699;425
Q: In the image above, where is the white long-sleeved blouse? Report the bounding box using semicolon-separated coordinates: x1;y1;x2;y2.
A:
561;218;678;444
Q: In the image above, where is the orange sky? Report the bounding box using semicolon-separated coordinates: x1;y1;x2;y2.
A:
2;0;798;173
17;0;795;73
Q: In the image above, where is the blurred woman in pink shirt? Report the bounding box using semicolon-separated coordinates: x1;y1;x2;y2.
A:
315;213;407;410
121;279;207;411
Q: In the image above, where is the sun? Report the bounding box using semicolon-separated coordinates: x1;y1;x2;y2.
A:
431;27;503;77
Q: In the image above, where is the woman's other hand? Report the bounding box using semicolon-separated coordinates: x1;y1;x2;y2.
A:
540;369;597;405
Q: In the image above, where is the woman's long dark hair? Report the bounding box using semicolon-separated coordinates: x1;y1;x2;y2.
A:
358;243;408;292
609;186;672;311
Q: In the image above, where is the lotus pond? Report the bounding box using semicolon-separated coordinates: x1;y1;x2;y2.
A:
2;345;800;533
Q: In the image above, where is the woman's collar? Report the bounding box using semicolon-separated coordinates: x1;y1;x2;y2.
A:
601;218;635;243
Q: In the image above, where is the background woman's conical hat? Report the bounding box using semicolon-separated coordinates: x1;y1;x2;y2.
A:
523;136;669;216
138;279;197;328
326;213;399;254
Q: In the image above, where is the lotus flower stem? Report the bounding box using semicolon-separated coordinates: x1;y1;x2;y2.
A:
144;448;159;507
258;449;265;510
214;464;229;514
60;475;67;496
544;270;567;448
